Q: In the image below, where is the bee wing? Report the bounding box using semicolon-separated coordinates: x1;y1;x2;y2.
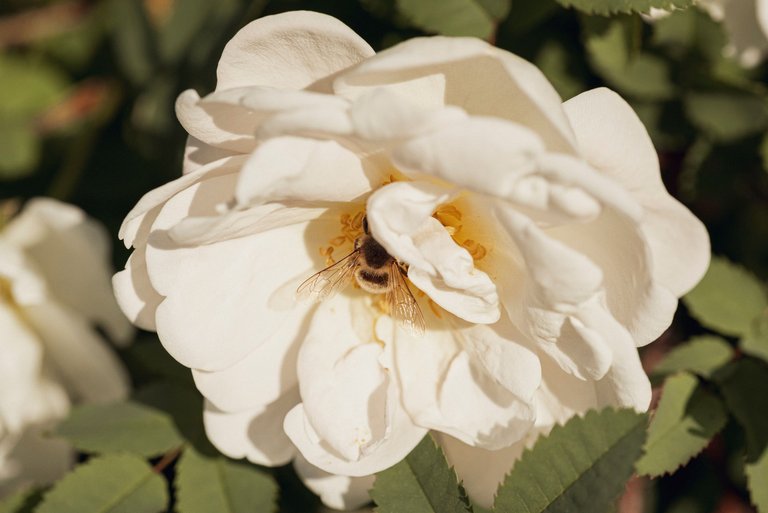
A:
297;250;360;302
387;263;426;336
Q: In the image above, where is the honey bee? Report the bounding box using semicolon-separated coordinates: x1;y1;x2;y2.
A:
297;217;426;335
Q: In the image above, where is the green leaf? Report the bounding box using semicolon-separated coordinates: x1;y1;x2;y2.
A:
747;454;768;513
36;454;168;513
476;0;512;20
157;0;212;63
371;435;470;513
535;40;587;100
122;335;194;386
493;408;647;513
761;132;768;174
133;382;207;449
557;0;694;15
0;123;40;180
175;447;278;513
0;55;69;119
55;401;184;457
636;373;727;477
651;336;733;379
684;257;768;337
108;0;156;85
714;360;768;512
0;488;42;513
742;315;768;363
396;0;495;38
583;16;674;100
685;92;768;142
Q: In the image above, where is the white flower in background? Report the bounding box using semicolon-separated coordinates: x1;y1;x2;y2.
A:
699;0;768;66
0;199;131;495
646;0;768;67
114;11;710;510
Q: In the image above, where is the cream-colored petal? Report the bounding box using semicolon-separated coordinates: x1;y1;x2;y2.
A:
235;137;381;206
392;319;536;451
437;433;527;509
170;205;327;247
495;207;613;381
348;87;468;142
3;199;132;344
462;320;541;403
563;88;710;297
0;423;73;496
283;402;426;477
587;307;652;411
0;304;44;432
391;117;545;197
294;455;375;511
297;294;390;462
151;224;318;371
335;37;576;152
203;390;298;466
112;248;162;331
183;135;235;175
192;303;310;412
24;302;130;404
216;11;374;91
176;89;259;154
119;154;246;248
147;177;338;371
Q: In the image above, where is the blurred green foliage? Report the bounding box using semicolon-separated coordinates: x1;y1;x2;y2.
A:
1;0;768;512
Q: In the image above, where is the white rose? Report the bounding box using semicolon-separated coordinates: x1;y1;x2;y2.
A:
0;199;131;494
114;11;710;510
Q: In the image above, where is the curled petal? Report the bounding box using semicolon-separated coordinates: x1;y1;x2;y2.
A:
217;11;374;91
495;206;613;381
235;137;382;206
335;36;576;152
563;87;710;297
119;154;246;248
293;455;375;511
391;117;545;196
112;249;162;331
283;402;426;477
367;181;499;323
297;294;390;462
392;317;537;450
203;390;298;466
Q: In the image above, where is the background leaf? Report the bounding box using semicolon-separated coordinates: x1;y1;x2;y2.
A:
742;316;768;364
556;0;694;16
651;336;733;380
175;447;279;513
684;257;768;337
493;408;647;513
0;124;40;180
55;401;185;457
396;0;495;38
714;359;768;512
684;93;768;142
35;454;168;513
371;435;470;513
636;372;727;477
